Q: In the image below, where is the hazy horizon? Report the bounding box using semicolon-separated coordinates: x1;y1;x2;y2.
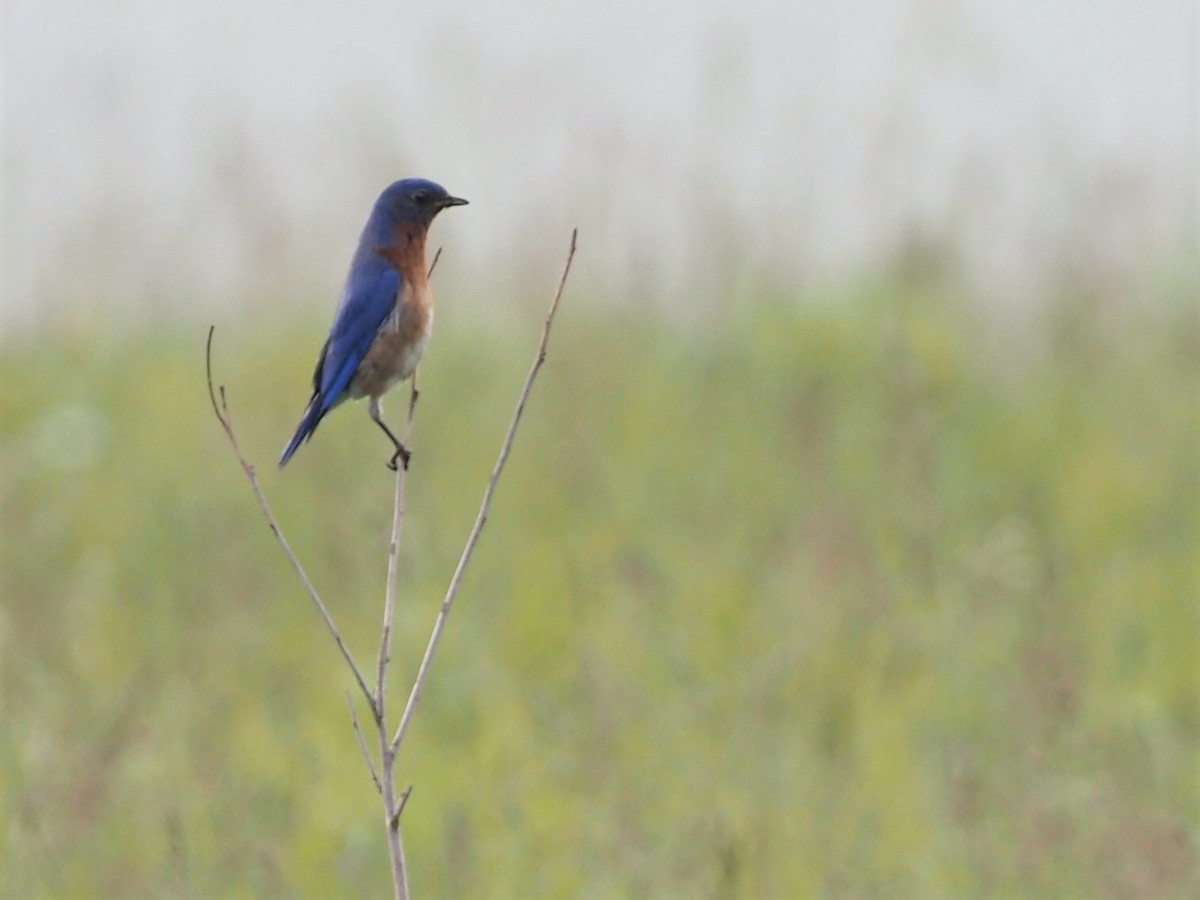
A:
2;0;1195;333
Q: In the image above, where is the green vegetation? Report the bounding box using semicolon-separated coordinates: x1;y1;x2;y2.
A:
2;274;1196;897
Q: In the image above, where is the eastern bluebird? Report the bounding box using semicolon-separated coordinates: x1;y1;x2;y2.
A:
279;178;467;470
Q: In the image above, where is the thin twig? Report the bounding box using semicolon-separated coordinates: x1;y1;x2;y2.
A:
392;785;413;830
389;228;578;755
347;692;382;796
374;248;438;717
375;248;439;900
374;396;416;718
377;389;417;900
205;328;375;708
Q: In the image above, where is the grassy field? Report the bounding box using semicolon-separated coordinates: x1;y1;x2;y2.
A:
1;271;1197;897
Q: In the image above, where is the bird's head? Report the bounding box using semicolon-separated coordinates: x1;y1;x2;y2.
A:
374;178;468;227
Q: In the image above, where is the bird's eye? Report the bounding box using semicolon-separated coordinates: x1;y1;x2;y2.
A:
412;190;430;204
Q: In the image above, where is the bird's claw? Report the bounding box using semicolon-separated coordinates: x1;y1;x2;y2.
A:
387;445;412;471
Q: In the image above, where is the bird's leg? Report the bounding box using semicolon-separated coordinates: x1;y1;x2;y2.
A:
368;396;410;470
407;374;420;422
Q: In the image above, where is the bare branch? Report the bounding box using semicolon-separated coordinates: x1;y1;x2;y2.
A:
389;228;578;755
391;785;413;830
374;394;415;718
374;249;438;716
373;248;441;900
205;327;375;708
346;692;382;795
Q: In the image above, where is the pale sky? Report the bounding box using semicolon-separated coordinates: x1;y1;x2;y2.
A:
1;0;1194;330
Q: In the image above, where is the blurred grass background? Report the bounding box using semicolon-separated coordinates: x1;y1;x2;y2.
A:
3;3;1196;896
1;255;1196;896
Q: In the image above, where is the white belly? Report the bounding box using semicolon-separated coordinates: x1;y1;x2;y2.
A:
350;304;433;399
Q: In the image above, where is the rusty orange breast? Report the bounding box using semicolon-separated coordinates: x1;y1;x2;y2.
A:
348;232;435;400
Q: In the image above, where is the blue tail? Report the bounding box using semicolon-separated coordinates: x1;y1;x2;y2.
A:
279;398;325;468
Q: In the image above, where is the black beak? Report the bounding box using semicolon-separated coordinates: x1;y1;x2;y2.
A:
441;195;469;208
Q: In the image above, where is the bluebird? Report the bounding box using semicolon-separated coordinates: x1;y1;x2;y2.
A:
279;178;467;470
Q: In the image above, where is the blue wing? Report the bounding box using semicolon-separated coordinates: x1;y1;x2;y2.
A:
319;256;403;407
279;255;403;467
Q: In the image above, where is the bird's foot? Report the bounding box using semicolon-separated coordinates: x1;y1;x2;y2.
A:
387;444;412;471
